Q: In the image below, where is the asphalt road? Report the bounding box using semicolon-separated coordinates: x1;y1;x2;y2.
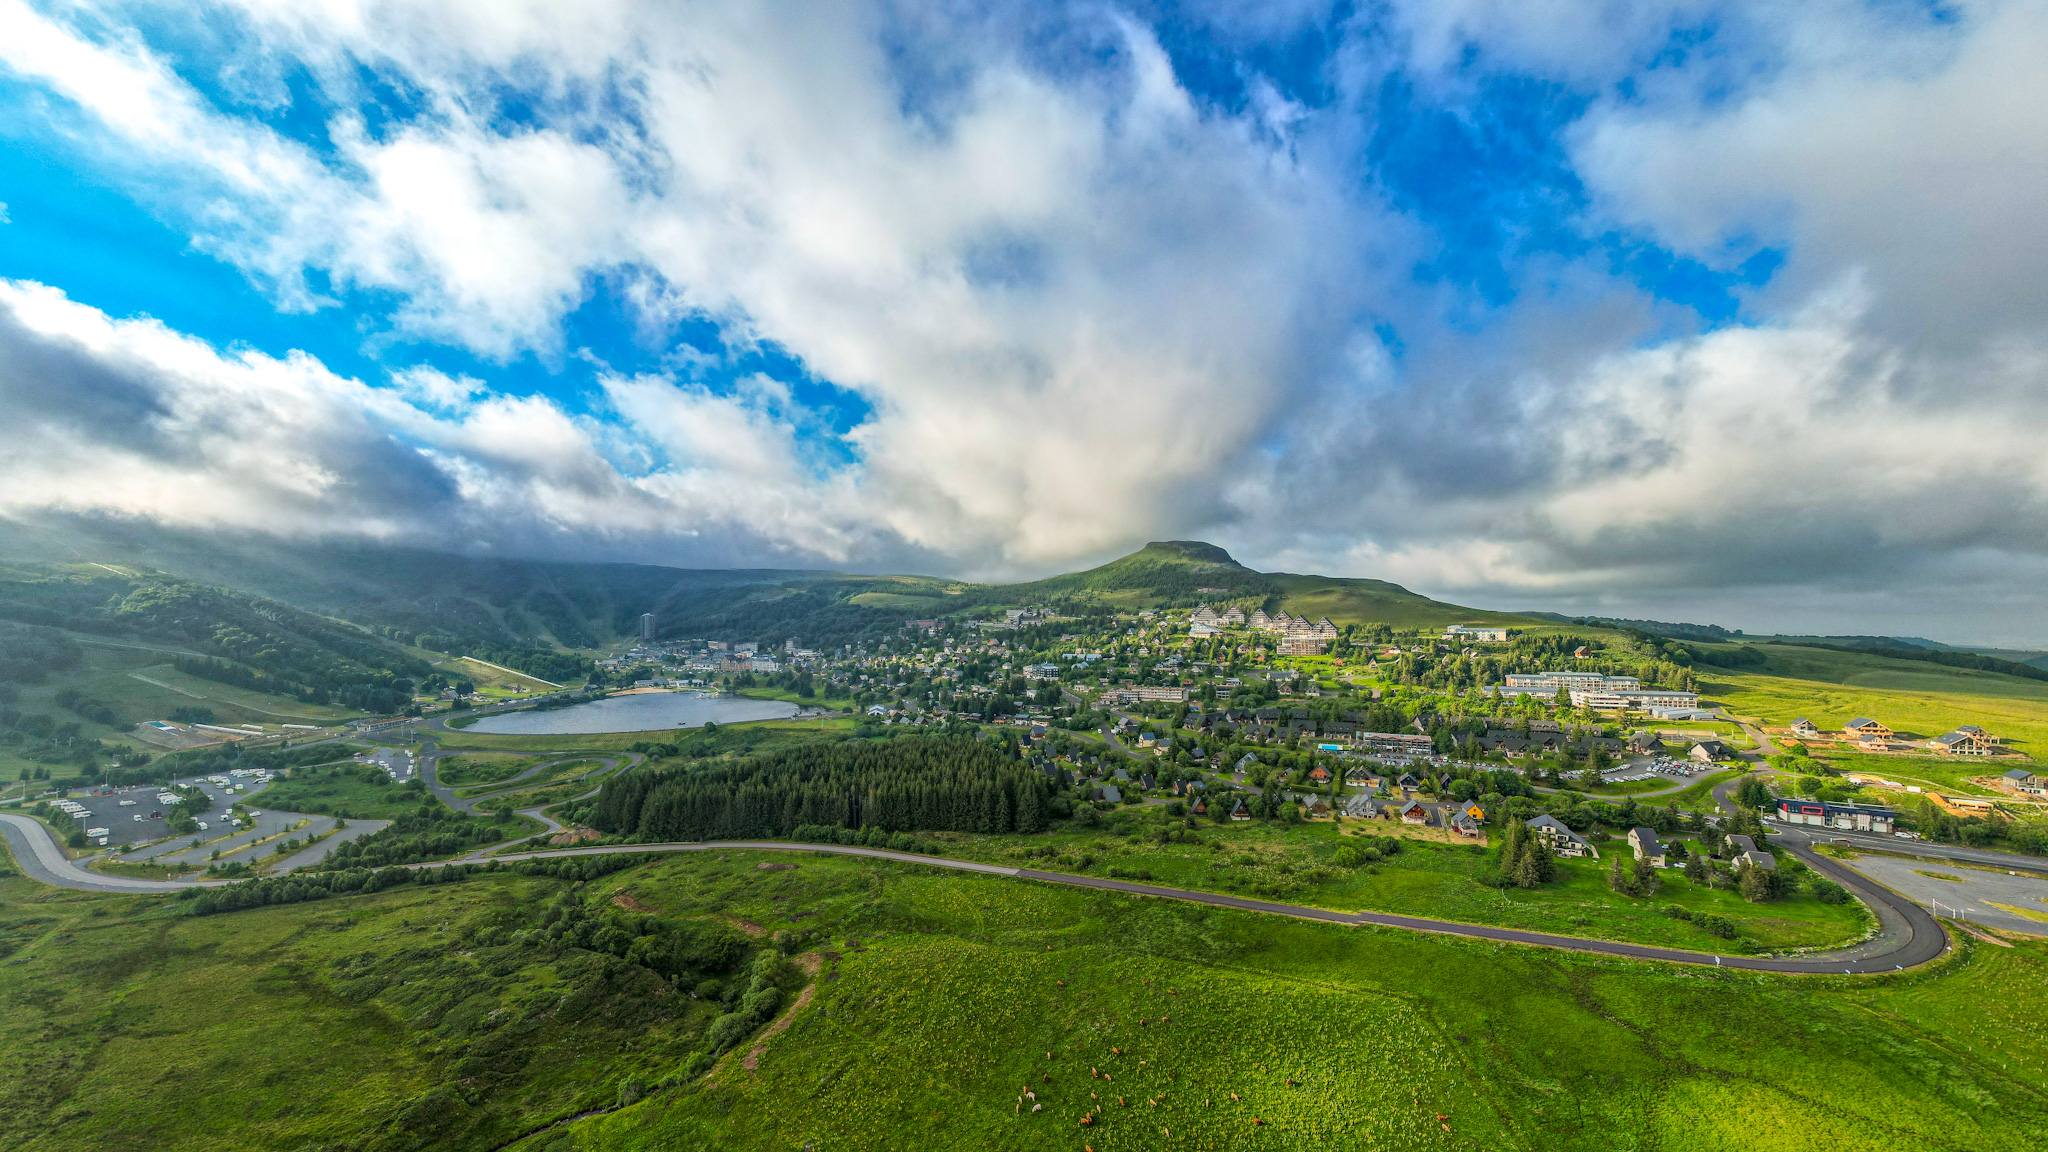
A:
0;804;1955;972
0;814;216;892
1708;772;1951;972
416;740;634;816
434;839;1946;974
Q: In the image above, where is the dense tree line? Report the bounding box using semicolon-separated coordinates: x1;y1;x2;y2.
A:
0;570;430;712
315;804;515;870
181;853;657;915
592;735;1052;841
0;622;82;687
1782;642;2048;684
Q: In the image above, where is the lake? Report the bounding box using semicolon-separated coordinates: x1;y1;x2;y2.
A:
465;692;801;735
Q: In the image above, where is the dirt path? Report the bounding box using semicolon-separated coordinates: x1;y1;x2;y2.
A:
720;914;768;938
742;953;823;1071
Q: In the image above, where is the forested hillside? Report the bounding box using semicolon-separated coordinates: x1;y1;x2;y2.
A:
0;568;428;712
592;735;1053;841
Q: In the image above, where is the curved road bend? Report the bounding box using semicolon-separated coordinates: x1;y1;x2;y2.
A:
0;813;1947;972
0;814;226;893
1708;773;1950;973
409;838;1943;975
415;741;637;817
416;741;637;856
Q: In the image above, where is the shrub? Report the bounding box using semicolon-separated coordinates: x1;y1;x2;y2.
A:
1695;914;1737;940
707;1011;756;1052
1661;904;1692;921
1809;878;1850;905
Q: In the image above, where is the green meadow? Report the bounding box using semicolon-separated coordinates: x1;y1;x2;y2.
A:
1703;645;2048;757
3;843;2043;1152
436;752;558;788
933;817;1868;953
256;763;440;820
454;757;606;799
432;716;858;754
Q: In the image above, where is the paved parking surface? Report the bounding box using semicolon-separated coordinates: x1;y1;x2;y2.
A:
361;747;416;782
151;814;336;866
54;774;273;857
1842;852;2048;938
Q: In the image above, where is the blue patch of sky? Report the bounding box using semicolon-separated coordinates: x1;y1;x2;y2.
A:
1365;67;1766;330
0;21;868;471
1138;3;1346;116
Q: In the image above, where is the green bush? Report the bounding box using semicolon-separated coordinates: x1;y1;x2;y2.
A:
1695;914;1737;940
1810;878;1850;905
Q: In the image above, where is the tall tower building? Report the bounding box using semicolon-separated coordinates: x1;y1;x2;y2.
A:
639;613;656;642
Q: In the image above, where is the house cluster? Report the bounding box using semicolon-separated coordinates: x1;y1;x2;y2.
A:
1472;728;1626;760
1929;725;2004;756
1788;716;2010;757
1186;604;1339;654
1333;791;1488;838
1193;707;1435;756
1499;671;1701;713
1995;767;2045;798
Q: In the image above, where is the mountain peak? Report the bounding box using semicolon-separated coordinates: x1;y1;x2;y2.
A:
1138;540;1243;568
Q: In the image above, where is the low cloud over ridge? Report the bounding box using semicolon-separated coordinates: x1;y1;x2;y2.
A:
0;1;2045;642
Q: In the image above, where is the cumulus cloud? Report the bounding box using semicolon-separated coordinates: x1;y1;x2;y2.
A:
1572;0;2048;349
0;280;904;565
0;0;1379;571
1;1;2046;640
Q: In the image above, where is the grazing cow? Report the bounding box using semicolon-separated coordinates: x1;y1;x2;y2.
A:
1031;1104;1042;1113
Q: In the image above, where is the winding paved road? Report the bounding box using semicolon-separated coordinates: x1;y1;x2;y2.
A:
0;806;1953;974
416;739;635;854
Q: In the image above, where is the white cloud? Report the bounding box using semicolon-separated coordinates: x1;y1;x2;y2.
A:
1572;0;2048;347
0;280;901;562
3;1;2048;642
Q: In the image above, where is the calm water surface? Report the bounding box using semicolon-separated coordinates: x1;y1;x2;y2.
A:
466;692;800;735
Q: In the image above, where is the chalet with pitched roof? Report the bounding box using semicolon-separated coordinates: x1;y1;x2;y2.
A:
1726;833;1776;870
1526;814;1597;859
1627;827;1668;867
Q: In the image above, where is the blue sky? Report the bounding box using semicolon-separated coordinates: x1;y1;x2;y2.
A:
1;0;2045;643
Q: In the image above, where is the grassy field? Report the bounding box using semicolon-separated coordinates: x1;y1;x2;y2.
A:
436;752;555;788
1703;646;2048;758
454;757;604;799
736;684;855;711
1800;751;2029;799
932;816;1867;953
1651;768;1747;809
2;840;2045;1152
256;767;438;820
846;591;951;610
431;716;858;754
469;774;613;813
14;642;354;740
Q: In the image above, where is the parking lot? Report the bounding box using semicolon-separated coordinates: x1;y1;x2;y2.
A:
1842;853;2048;938
55;771;275;854
361;746;416;782
1599;755;1707;786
